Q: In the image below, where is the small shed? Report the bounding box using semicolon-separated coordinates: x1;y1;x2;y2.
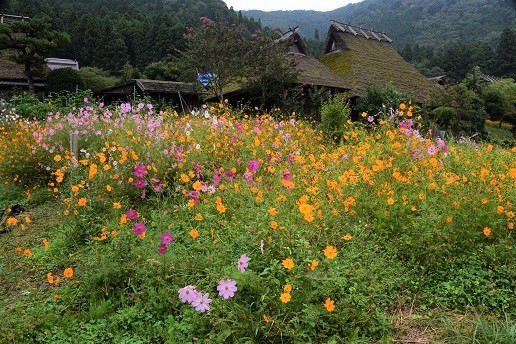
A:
320;20;439;101
96;79;205;112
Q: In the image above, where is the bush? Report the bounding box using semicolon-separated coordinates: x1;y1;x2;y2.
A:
320;94;350;143
46;68;85;93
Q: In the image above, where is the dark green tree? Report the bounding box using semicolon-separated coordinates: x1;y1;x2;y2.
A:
0;17;70;93
495;28;516;78
46;67;85;93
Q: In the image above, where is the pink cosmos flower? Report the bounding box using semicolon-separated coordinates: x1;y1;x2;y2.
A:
427;145;437;156
237;254;249;272
161;232;174;245
192;292;212;312
135;178;147;189
178;285;198;304
247;160;259;173
127;209;138;221
283;171;291;181
157;244;168;255
134;163;147;178
133;222;146;235
217;279;237;299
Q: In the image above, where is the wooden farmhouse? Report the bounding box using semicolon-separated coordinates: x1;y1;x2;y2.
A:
96;79;205;112
320;20;439;101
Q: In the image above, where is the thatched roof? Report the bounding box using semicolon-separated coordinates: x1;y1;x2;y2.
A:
320;21;439;100
280;28;351;91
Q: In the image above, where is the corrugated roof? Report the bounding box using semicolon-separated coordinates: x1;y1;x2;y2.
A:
321;21;439;101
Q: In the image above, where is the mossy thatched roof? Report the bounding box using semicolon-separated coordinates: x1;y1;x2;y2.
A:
321;21;439;101
282;29;351;91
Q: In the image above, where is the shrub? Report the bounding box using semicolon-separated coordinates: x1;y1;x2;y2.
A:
320;94;350;143
46;68;86;93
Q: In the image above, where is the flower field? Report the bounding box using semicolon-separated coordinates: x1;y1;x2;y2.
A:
0;100;514;343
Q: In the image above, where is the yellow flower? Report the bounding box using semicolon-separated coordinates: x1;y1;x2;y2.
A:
24;249;32;257
342;234;352;241
113;202;122;209
195;213;204;221
54;154;62;162
387;197;395;205
282;258;294;270
309;259;319;271
270;221;278;230
324;298;335;312
323;245;337;259
280;292;291;303
283;284;292;293
106;185;112;192
268;208;278;216
42;238;49;250
119;214;127;224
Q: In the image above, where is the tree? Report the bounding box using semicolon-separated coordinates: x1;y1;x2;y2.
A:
0;17;70;94
46;67;85;93
242;33;298;108
495;28;516;79
183;18;250;101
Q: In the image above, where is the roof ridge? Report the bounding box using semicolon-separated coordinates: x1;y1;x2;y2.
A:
330;20;393;43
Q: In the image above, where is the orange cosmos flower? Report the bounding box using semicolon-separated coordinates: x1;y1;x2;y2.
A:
324;298;335;312
387;197;395;205
309;259;319;271
268;208;278;216
282;258;294;270
77;198;87;207
323;245;337;259
24;249;32;257
63;267;74;278
195;213;204;221
46;272;54;284
113;202;122;209
280;292;291;303
192;181;203;191
42;238;49;250
342;234;352;241
283;284;292;293
189;229;199;239
483;226;491;237
6;217;17;226
270;221;278;230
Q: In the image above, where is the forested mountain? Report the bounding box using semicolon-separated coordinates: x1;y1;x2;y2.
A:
244;0;516;49
2;0;261;71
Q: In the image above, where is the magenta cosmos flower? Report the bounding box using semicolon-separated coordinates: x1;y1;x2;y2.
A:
178;285;198;304
247;160;259;173
132;222;146;235
237;254;249;272
161;232;174;245
192;292;212;312
157;243;168;255
134;163;147;178
217;279;237;299
126;209;138;221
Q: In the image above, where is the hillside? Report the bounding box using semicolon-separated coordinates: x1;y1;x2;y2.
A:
244;0;516;49
3;0;261;71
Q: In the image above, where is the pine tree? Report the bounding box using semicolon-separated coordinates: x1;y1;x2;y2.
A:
0;17;69;93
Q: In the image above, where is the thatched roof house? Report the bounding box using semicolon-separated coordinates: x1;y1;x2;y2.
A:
0;50;46;97
320;21;438;101
280;28;351;91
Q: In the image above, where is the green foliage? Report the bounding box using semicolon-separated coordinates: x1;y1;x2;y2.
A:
320;94;350;143
143;60;182;81
46;68;85;93
495;27;516;79
78;67;118;92
355;84;407;116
